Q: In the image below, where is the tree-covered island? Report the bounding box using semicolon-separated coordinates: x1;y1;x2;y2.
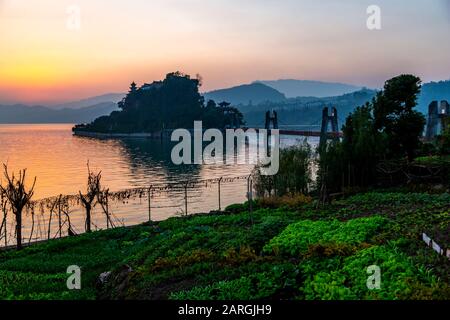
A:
73;72;244;134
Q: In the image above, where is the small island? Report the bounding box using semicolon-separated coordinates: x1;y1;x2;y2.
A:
73;72;244;137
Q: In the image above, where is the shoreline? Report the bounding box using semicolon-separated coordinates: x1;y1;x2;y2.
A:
72;130;169;139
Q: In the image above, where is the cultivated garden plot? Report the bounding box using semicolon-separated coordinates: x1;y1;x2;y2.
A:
1;192;448;300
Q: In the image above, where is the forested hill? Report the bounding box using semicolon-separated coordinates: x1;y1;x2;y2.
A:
257;79;362;98
203;83;286;106
239;80;450;128
240;89;377;128
74;72;244;133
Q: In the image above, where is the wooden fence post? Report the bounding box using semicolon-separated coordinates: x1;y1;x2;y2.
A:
105;191;110;229
47;211;52;240
250;179;254;225
148;186;153;222
58;195;62;237
218;177;222;211
184;184;188;216
4;218;7;247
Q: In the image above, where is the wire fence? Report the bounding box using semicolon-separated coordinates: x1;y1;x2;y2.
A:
0;175;254;249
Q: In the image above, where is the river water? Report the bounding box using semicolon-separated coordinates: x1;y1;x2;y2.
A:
0;124;318;245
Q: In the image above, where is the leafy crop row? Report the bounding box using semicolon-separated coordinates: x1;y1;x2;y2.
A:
263;216;387;256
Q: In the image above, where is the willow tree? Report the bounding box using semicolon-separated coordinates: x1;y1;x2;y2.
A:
0;164;36;250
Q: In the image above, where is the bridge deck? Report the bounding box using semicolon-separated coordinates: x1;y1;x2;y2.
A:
245;128;343;138
279;129;343;138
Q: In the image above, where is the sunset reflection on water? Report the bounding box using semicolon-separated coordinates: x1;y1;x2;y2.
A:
0;124;314;244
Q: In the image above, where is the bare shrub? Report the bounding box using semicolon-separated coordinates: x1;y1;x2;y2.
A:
0;164;36;249
79;163;101;233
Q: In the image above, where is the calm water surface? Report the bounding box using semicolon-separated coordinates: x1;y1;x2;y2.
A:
0;124;316;244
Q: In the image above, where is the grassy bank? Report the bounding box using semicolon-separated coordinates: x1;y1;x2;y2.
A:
0;191;449;300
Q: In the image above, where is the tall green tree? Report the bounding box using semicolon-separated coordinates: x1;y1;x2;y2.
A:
341;104;385;187
439;123;450;155
373;75;426;161
317;74;425;193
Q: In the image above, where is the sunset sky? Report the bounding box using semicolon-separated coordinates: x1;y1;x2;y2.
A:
0;0;449;105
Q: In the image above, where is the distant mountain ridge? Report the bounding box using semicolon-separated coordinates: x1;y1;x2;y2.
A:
51;93;125;110
240;88;378;128
256;79;363;98
0;78;448;124
203;83;286;105
0;102;119;124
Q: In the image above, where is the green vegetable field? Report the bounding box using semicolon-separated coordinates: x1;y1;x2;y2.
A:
0;192;449;300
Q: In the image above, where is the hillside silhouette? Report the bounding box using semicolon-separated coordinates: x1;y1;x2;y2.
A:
257;79;363;98
204;82;286;105
0;102;118;124
74;72;244;133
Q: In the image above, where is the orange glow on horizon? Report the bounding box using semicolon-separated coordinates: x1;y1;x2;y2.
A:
1;0;449;105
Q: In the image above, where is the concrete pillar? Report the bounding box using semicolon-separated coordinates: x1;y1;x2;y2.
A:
440;100;449;133
320;107;330;150
272;111;279;129
265;111;270;130
265;110;278;130
331;107;339;141
440;100;450;115
425;101;439;141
